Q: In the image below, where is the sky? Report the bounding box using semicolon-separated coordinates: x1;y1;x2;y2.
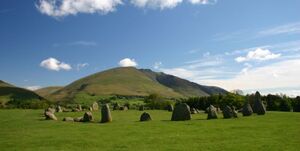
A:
0;0;300;96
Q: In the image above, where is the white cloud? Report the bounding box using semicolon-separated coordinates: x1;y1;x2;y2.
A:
131;0;183;9
40;57;72;71
196;59;300;90
36;0;123;17
119;58;138;67
160;68;196;79
77;63;89;71
25;86;42;91
258;22;300;36
69;41;97;46
189;0;217;5
235;48;281;63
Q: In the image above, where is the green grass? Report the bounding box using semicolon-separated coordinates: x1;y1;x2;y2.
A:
0;110;299;151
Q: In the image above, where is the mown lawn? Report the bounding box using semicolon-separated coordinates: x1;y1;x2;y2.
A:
0;109;299;151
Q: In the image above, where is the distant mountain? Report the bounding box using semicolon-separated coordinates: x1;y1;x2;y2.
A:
35;86;63;98
0;80;46;106
48;67;227;102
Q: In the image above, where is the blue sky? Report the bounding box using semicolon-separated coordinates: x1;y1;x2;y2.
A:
0;0;300;96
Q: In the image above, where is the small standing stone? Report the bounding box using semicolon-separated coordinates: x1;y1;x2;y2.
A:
82;112;93;122
92;102;99;111
74;117;83;122
242;102;253;116
44;111;57;120
222;105;234;119
56;105;63;113
63;117;74;122
140;112;152;122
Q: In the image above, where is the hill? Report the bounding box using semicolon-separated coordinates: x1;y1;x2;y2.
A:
49;67;227;102
0;80;46;107
35;86;63;98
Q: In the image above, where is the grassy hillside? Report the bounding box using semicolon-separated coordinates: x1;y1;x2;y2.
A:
0;110;299;151
49;67;227;102
140;69;227;96
0;81;47;108
35;86;62;98
50;67;183;101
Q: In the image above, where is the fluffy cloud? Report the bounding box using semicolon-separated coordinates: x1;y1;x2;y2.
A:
119;58;138;67
189;0;216;5
25;86;42;91
36;0;123;17
235;48;281;63
40;57;72;71
131;0;183;9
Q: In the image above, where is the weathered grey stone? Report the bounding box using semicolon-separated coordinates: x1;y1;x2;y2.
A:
207;105;218;120
222;105;234;119
140;112;152;122
171;103;191;121
56;105;62;113
190;108;197;114
120;106;128;111
242;102;253;116
74;117;83;122
45;107;55;114
77;104;82;111
101;104;112;123
89;107;93;111
92;102;99;111
63;117;74;122
231;106;238;118
253;91;266;115
44;111;57;120
82;112;93;122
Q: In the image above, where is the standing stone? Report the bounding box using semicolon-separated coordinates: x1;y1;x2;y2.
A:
231;106;238;118
92;102;99;111
140;112;152;122
56;105;63;113
253;91;266;115
242;102;253;116
207;105;218;120
89;107;93;111
77;104;82;111
171;103;191;121
120;106;128;111
45;107;55;114
82;112;93;122
44;111;57;120
63;117;74;122
101;104;112;123
167;104;174;112
222;105;234;119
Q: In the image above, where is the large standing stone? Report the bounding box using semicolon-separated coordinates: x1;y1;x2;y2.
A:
82;112;93;122
63;117;74;122
242;102;253;116
101;104;112;123
92;102;99;111
171;103;191;121
140;112;152;122
207;105;218;120
253;91;266;115
222;105;234;119
44;111;57;120
166;104;174;112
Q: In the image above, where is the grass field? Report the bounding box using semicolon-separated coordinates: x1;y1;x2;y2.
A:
0;109;299;151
